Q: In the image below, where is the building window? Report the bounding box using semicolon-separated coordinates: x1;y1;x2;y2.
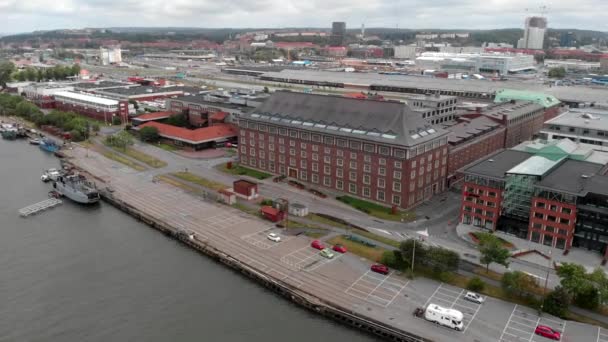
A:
559;229;568;236
364;155;371;163
268;143;275;151
336;158;344;167
324;147;331;154
531;231;541;243
395;161;402;169
377;190;385;201
378;178;385;188
279;165;286;175
394;171;402;180
312;163;319;172
363;174;371;185
300;150;307;158
324;156;331;164
550;204;557;211
350;161;357;169
336;150;344;157
364;164;371;173
336;180;344;190
349;171;357;181
269;154;275;161
289;140;295;147
392;195;401;206
336;168;343;178
350;152;357;159
300;170;307;181
533;223;542;229
562;207;572;214
363;187;371;198
323;176;331;187
289;130;298;138
269;162;275;172
300;160;307;169
393;182;401;192
312;145;319;152
379;158;386;165
312;173;319;183
240;146;246;154
279;146;285;153
279;155;285;163
379;167;386;176
259;150;265;159
324;165;331;175
300;142;307;149
289;148;296;156
259;160;266;169
349;183;357;194
249;158;256;167
547;215;557;222
249;148;256;156
312;153;319;161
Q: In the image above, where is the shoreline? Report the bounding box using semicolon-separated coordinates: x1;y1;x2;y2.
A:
59;158;430;342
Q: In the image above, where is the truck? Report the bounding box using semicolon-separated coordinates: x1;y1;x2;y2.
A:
424;304;464;331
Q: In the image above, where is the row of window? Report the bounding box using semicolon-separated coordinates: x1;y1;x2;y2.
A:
532;212;571;226
535;201;573;214
462;206;495;218
464;197;497;208
548;125;608;138
465;186;498;198
239;124;448;160
530;231;568;249
531;223;569;236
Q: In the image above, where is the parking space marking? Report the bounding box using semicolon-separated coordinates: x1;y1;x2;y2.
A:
345;270;409;308
421;284;483;334
500;305;519;342
280;246;341;271
499;304;568;342
240;229;292;250
599;327;608;342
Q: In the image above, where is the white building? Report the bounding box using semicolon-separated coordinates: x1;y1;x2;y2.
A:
518;16;547;50
415;52;536;75
541;108;608;149
393;45;417;59
544;59;600;72
99;46;122;65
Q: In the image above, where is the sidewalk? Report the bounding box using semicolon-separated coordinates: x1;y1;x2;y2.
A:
457;224;608;272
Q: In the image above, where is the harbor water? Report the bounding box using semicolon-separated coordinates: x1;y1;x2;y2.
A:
0;139;378;342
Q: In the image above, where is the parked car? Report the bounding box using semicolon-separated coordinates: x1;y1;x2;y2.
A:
332;244;347;253
371;264;389;275
464;292;484;304
535;325;561;340
320;248;335;259
311;240;325;250
267;233;281;242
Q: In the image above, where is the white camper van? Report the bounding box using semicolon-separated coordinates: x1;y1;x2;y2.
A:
424;303;464;331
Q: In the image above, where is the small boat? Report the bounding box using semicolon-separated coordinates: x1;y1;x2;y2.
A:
39;138;60;153
52;173;100;204
29;138;41;145
41;168;62;182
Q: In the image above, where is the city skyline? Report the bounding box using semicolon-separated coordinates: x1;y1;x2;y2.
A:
0;0;607;34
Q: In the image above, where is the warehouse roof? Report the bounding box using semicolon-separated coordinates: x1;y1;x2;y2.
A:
463;150;533;180
482;101;544;120
544;108;608;131
98;86;185;97
245;91;448;146
446;116;502;145
54;91;118;106
73;81;131;89
136;122;237;144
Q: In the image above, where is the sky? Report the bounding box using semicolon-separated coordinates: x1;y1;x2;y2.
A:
0;0;607;34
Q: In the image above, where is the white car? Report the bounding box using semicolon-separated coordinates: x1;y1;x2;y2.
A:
464;291;485;304
267;233;281;242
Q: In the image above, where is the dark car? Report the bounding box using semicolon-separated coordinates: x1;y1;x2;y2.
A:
371;264;389;275
535;325;561;340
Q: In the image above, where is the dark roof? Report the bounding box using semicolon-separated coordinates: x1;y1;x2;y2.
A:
97;86;186;96
482;101;544;120
463;150;533;179
169;95;251;112
244;91;447;147
446;116;503;145
536;159;606;195
73;81;131;89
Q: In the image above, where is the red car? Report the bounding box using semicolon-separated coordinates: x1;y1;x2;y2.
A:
535;325;561;340
332;244;347;253
311;240;325;250
371;264;389;275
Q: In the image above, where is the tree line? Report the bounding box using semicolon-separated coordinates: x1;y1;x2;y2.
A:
0;93;99;142
0;61;81;86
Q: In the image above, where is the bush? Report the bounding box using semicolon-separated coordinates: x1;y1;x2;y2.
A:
112;116;122;125
381;250;398;269
69;129;84;142
543;286;570;318
575;286;600;310
502;271;538;297
139;126;160;142
467;277;486;292
260;199;273;206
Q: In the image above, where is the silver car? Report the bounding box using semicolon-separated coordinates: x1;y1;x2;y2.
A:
464;291;484;304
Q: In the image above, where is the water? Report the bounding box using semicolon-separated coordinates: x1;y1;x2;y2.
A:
0;139;378;342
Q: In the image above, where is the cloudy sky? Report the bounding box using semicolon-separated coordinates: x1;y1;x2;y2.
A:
0;0;606;33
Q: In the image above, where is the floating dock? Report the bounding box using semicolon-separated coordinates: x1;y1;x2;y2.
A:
19;198;62;217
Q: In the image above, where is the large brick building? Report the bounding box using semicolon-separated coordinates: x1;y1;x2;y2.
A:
237;91;450;209
460;143;608;256
53;91;129;123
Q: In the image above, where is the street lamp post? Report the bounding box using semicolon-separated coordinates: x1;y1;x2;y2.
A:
411;238;416;274
539;249;553;314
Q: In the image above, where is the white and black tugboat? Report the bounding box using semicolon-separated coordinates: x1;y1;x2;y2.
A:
52;173;100;204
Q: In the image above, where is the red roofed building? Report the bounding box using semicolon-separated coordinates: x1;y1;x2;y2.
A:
210;111;229;124
136;122;237;150
131;111;177;126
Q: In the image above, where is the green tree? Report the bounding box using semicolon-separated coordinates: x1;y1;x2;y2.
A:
91;123;100;135
556;263;588;298
263;86;270;93
166;113;188;127
70;64;81;76
502;271;538;297
14;101;41;119
14;71;26;82
112;115;122;125
574;285;600;310
24;67;37;81
0;61;15;87
106;130;134;151
477;232;511;272
548;67;566;78
69;129;84;142
543;286;570;318
467;277;485;292
399;239;427;269
588;267;608;305
139;126;160;142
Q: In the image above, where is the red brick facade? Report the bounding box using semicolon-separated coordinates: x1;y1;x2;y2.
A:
168;100;227;128
55;100;129;123
528;197;576;250
543;106;561;122
503;108;545;148
460;183;502;230
448;127;505;185
237;126;449;209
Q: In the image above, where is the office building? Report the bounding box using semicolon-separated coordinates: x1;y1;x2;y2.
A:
99;46;122;65
518;16;547;50
541;107;608;149
53;91;129;123
330;22;346;47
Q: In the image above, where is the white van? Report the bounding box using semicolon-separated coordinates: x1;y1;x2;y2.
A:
424;303;464;331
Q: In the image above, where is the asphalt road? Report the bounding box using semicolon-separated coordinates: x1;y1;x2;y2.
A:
65;145;605;342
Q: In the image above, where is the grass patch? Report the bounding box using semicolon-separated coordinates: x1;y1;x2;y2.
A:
286;219;325;231
100;150;146;171
336;195;415;222
327;235;387;262
120;147;167;168
157;143;178;151
171;172;226;191
352;229;401;248
218;163;272;180
470;232;514;249
232;202;262;216
567;311;608;330
306;213;350;229
304;230;330;239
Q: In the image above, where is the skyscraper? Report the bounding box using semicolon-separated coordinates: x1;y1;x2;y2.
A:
330;22;346;46
560;31;575;47
518;16;547;50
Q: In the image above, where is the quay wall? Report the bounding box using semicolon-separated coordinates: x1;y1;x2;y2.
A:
97;188;433;342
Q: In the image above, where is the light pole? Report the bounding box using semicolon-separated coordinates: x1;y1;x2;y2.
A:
411;238;416;274
539;249;553;314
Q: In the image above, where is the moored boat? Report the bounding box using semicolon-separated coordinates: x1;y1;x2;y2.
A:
52;173;100;204
39;138;60;153
29;138;41;145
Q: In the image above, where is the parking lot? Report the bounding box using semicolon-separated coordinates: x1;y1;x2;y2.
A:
280;246;341;271
345;270;409;308
499;305;566;342
420;283;482;333
600;328;608;342
240;229;292;249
